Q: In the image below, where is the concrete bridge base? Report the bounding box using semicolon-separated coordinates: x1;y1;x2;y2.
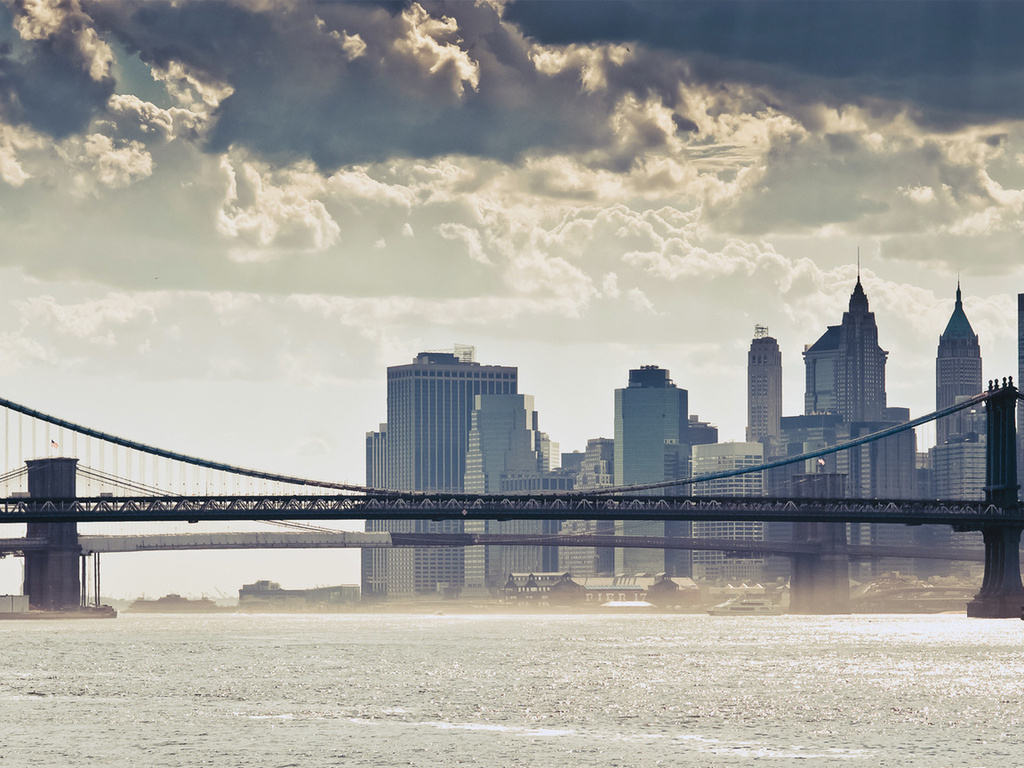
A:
789;522;850;614
966;525;1024;618
968;380;1023;618
23;458;82;611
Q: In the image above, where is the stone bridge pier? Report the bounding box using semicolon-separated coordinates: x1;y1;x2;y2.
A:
787;473;850;614
23;457;81;611
966;379;1023;618
789;526;851;614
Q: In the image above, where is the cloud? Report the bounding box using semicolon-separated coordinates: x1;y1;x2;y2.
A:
505;0;1024;128
392;3;480;98
83;0;618;168
217;155;341;257
0;0;115;136
0;121;33;184
71;132;152;191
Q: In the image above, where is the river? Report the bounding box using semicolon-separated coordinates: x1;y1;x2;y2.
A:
1;613;1021;767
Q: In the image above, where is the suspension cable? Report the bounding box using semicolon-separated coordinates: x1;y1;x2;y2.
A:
589;389;994;495
0;395;377;494
76;465;174;498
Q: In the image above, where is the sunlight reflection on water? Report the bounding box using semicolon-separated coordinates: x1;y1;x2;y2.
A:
1;613;1021;767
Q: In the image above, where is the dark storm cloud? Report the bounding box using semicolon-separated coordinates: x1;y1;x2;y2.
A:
505;0;1024;127
85;0;614;170
0;3;114;137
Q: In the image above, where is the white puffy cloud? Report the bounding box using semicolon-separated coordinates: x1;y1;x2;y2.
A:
0;123;35;186
11;0;113;81
315;16;365;61
392;3;480;98
217;156;340;257
80;133;152;188
148;60;235;115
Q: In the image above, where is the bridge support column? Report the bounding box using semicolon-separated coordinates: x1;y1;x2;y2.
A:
789;522;850;614
788;473;850;614
23;458;81;611
967;525;1024;618
967;379;1022;618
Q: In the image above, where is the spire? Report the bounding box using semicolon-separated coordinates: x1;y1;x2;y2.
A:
846;248;870;313
848;276;869;313
941;281;976;341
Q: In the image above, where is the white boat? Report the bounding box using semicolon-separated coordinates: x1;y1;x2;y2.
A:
707;595;782;616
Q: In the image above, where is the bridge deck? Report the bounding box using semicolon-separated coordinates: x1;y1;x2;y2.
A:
0;493;1019;527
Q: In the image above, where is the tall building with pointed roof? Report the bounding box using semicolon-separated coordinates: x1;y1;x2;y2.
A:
803;276;888;422
935;282;983;446
1018;293;1023;501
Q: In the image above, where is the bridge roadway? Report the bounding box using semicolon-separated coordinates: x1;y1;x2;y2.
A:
1;492;1019;527
0;532;985;562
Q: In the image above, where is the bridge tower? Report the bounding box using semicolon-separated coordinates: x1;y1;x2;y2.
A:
787;472;850;614
966;380;1023;618
23;458;82;611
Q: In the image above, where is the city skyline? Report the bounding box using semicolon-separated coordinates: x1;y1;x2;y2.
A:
2;0;1024;598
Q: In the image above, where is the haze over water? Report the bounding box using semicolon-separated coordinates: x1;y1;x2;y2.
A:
2;613;1020;767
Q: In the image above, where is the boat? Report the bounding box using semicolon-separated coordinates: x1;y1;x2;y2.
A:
128;594;231;613
707;595;782;616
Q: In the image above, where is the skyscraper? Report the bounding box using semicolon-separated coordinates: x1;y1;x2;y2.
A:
464;394;540;495
804;276;888;422
613;365;691;575
935;283;982;446
929;282;985;562
386;348;517;492
614;366;689;488
362;347;518;601
560;438;615;578
800;277;918;577
463;393;559;591
747;325;782;454
1019;293;1023;501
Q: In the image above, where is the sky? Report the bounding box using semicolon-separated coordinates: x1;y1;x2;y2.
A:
2;0;1024;599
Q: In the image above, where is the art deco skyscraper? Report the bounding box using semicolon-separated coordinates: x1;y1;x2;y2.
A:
1019;293;1023;500
935;283;982;446
747;325;782;454
804;276;888;421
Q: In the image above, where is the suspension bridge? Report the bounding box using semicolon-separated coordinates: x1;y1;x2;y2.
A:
0;379;1020;616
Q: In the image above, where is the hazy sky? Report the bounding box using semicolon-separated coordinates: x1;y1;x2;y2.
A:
2;0;1024;598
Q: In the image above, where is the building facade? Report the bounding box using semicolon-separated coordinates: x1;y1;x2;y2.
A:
1019;293;1023;501
463;393;563;592
800;278;925;578
935;283;983;446
691;442;765;583
361;347;518;601
613;366;692;575
804;277;888;422
560;438;616;578
747;325;782;455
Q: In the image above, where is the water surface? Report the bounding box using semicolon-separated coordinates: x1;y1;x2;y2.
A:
2;613;1021;766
